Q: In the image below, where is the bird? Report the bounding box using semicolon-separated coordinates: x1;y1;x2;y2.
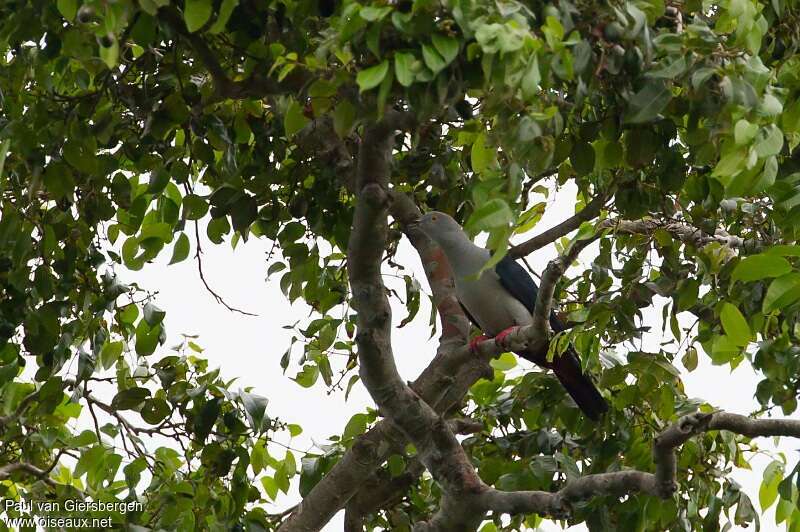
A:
414;210;608;420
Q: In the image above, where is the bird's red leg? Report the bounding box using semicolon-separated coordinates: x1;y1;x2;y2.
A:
494;326;521;349
469;334;489;353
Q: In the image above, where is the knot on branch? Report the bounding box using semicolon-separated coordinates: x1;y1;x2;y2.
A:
656;479;678;498
548;496;572;520
438;375;455;386
359;183;390;207
655;411;714;450
351;436;378;464
678;412;713;435
546;256;568;276
479;361;494;380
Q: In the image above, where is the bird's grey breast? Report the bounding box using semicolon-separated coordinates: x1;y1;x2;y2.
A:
455;269;533;336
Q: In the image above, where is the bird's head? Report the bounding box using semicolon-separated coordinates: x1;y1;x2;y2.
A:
416;211;466;245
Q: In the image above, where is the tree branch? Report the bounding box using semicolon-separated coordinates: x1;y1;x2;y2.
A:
160;7;303;101
342;121;488;528
0;389;40;428
417;410;800;529
279;189;483;532
598;218;759;251
509;193;608;259
0;460;57;487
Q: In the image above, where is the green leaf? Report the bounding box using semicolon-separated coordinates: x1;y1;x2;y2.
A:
135;319;161;356
293;364;319;388
208;0;238;33
720;302;751;346
570;142;595;176
681;346;698;371
141;398;170;424
712;148;747;179
57;0;78;21
765;245;800;256
184;0;212;32
732;254;791;282
754;124;784;157
143;302;166;327
43;163;76;201
521;55;541;100
359;5;391;21
62;139;96;174
356;60;389;92
624;80;671;123
464;199;513;234
251;440;267;475
421;44;447;73
387;454;406;477
432;34;459;65
261;476;279;500
99;341;123;370
23;304;60;355
183;194;209;220
342;413;368;441
241;392;269;432
333;100;357;137
140;221;172;243
763;273;800;313
734;492;756;526
734;119;758;145
760;460;783;511
169;232;191;264
99;38;119;69
207;217;230;244
230;195;258;232
284;99;310;138
148;168;170;195
394;52;415;87
0;139;9;180
194;398;221;442
490;352;517;371
471;132;496;175
111;387;151;410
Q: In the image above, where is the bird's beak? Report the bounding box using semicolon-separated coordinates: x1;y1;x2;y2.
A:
406;218;421;230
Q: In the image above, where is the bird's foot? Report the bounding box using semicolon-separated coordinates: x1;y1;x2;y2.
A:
469;335;489;354
494;326;521;349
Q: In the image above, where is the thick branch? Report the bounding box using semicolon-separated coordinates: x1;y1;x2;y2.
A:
709;412;800;437
599;218;759;251
343;122;488;528
456;411;800;525
279;190;480;532
509;194;608;259
0;461;57;487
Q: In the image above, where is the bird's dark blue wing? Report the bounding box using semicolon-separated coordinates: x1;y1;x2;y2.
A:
495;255;566;332
495;255;538;314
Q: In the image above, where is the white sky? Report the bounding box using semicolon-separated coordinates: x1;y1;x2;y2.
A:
117;181;796;531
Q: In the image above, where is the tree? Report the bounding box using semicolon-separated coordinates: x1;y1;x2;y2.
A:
1;0;800;529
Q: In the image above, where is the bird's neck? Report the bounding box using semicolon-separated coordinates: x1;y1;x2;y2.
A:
437;235;490;279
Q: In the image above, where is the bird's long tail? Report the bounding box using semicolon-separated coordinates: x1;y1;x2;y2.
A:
518;346;608;421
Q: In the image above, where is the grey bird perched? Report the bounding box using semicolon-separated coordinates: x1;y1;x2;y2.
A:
415;211;608;420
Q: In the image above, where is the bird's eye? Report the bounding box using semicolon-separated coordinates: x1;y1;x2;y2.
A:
431;215;438;221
